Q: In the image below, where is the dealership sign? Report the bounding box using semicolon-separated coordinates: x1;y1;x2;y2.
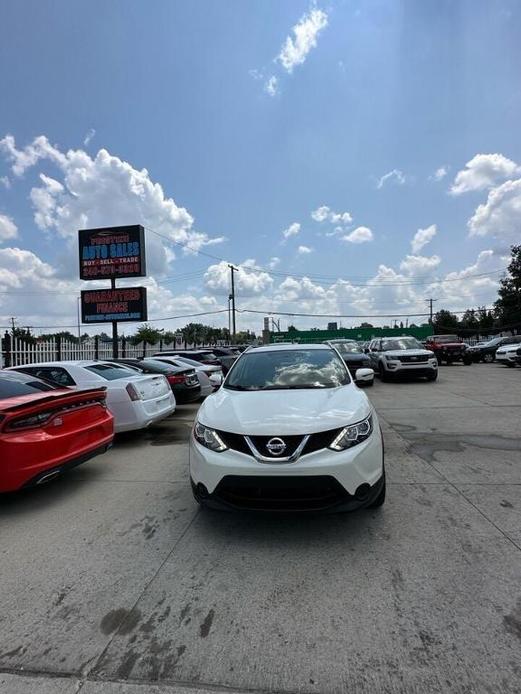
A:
79;225;146;280
81;287;148;323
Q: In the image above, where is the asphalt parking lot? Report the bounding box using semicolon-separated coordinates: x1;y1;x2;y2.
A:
1;364;521;694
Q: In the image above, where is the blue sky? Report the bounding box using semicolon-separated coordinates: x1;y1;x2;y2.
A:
1;0;520;332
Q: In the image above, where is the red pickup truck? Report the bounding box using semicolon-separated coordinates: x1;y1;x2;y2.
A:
424;335;473;366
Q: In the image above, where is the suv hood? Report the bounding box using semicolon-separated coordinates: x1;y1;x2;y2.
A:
497;345;520;354
383;349;433;358
198;386;371;435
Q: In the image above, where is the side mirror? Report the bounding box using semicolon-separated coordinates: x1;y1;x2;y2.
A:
355;368;374;385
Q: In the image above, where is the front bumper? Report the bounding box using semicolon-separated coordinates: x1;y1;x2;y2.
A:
496;353;517;364
191;472;384;512
384;361;437;377
189;422;384;511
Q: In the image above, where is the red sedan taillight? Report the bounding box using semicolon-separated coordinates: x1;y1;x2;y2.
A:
5;411;55;432
167;374;186;385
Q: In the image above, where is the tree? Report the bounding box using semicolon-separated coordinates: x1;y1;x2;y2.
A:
432;310;459;332
460;309;479;331
288;325;298;332
39;330;80;344
132;324;163;345
358;322;374;329
12;327;36;344
494;245;521;327
477;306;495;331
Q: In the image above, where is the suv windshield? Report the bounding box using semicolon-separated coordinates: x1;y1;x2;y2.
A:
225;349;349;391
433;335;459;343
381;338;422;351
329;342;361;355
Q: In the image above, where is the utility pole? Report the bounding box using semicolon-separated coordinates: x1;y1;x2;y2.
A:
229;264;237;342
10;317;16;338
227;295;232;340
425;298;438;325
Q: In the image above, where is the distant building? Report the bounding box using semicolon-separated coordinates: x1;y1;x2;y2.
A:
327;322;338;331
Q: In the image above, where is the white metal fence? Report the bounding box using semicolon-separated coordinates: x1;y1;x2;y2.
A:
0;336;187;368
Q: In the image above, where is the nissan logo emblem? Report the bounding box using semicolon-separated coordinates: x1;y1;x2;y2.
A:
266;437;287;456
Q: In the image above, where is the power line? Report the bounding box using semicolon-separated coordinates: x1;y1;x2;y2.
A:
237;306;496;319
144;225;508;289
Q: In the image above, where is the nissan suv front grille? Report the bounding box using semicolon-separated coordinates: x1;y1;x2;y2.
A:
216;427;343;461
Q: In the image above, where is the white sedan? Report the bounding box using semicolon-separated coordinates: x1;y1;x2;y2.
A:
189;344;384;512
9;361;176;432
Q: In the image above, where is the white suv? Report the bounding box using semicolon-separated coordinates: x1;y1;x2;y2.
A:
189;344;384;512
496;343;521;367
367;336;438;381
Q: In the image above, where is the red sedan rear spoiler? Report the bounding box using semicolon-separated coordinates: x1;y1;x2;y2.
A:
0;387;108;415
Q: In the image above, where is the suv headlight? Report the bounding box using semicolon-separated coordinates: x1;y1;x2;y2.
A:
193;421;228;452
329;414;373;451
384;355;398;361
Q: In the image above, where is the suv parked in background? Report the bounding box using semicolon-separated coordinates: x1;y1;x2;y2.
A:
367;336;438;382
423;335;472;365
468;335;521;363
496;342;521;367
326;339;374;386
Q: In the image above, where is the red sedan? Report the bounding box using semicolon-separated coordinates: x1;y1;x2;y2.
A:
0;371;114;493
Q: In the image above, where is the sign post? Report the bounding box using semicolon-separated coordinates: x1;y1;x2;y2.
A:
78;225;147;357
111;278;118;358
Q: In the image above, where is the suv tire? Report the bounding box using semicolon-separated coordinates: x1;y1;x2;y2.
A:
483;353;494;363
427;372;438;381
378;363;390;382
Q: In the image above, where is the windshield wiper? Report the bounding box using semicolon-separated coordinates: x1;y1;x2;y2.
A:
260;384;326;390
225;384;254;391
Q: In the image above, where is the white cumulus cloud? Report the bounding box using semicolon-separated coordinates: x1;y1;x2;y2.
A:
450;153;520;195
0;214;18;242
468;177;521;242
204;260;273;296
311;205;352;227
264;76;279;96
376;169;406;189
411;224;437;253
342;226;373;244
83;129;96;146
282;222;301;239
0;175;10;189
297;245;313;254
0;135;224;278
432;166;448;181
0;134;66;177
277;7;328;74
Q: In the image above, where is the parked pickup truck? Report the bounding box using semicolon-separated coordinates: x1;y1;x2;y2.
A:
424;335;473;365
